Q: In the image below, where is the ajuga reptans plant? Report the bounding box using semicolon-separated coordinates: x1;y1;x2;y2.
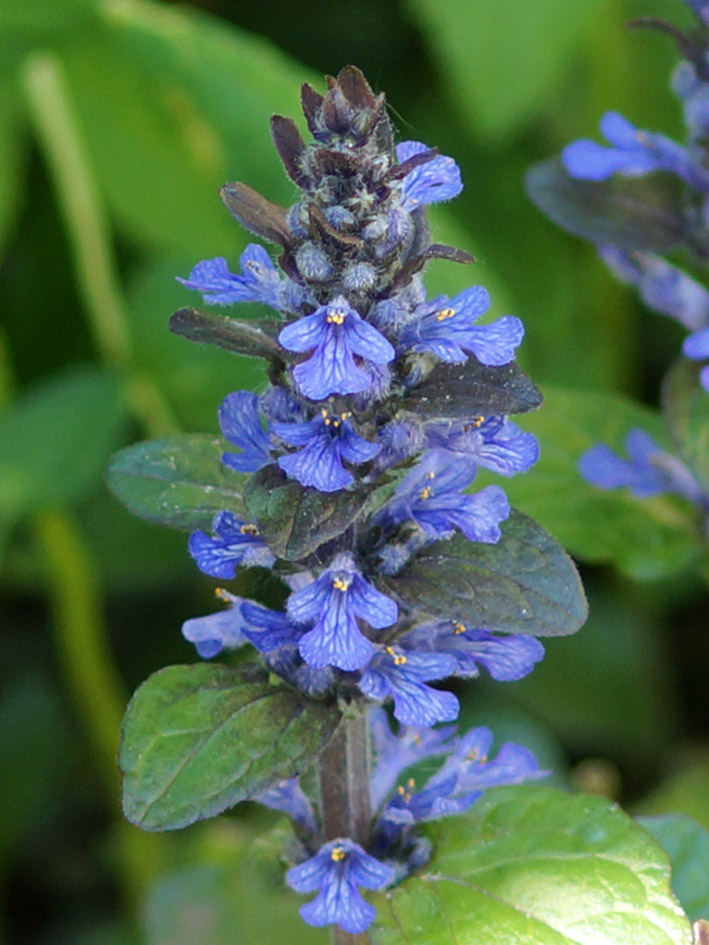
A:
108;67;587;938
527;0;709;534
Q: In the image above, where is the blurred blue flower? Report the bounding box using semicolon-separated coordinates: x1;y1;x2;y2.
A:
683;327;709;391
563;111;709;190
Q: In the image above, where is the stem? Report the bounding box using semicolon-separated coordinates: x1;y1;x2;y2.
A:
33;509;125;799
319;711;373;945
319;711;372;845
21;51;179;438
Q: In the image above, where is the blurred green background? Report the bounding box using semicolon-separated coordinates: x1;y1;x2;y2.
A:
1;0;708;942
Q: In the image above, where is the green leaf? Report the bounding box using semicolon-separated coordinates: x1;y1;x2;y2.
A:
145;830;327;945
62;0;317;257
169;308;283;361
371;785;692;945
120;662;340;831
638;814;709;923
244;464;374;561
106;434;245;531
498;385;700;580
526;158;687;253
0;365;125;524
406;0;614;141
383;509;587;637
662;358;709;492
0;78;25;259
400;357;542;419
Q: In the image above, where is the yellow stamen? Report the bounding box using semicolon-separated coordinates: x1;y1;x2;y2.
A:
426;471;435;480
419;485;433;500
327;310;347;325
332;577;349;592
215;587;230;601
330;846;347;862
245;260;261;273
453;622;466;635
435;307;456;321
321;408;328;418
385;645;407;665
240;523;259;536
412;733;421;746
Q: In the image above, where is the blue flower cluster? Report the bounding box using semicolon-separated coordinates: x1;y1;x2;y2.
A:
176;67;543;934
559;4;709;395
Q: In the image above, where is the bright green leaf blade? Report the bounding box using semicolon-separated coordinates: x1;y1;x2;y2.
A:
106;434;245;531
406;0;613;141
120;663;340;831
638;814;709;923
662;359;709;492
498;385;700;580
0;365;125;523
372;786;692;945
383;510;587;637
62;0;317;257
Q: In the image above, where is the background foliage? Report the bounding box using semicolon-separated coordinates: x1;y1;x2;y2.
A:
1;0;707;942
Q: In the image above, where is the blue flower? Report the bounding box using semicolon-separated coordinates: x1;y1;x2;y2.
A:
426;416;539;476
177;244;282;308
379;727;545;828
598;248;709;333
255;778;318;836
239;600;302;653
181;589;248;658
562;111;709;190
395;140;463;212
368;708;456;811
286;838;395;934
273;410;380;493
278;296;395;400
188;511;275;578
401;286;524;366
683;327;709;392
401;622;545;681
219;391;272;473
287;553;398;671
374;449;510;543
579;428;704;502
359;646;460;727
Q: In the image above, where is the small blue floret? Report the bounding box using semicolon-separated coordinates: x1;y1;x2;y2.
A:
286;838;394;934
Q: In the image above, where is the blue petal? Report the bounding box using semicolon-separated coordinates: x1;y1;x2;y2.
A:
287;574;332;625
684;326;709;360
300;881;375;934
460;315;524;366
342;311;396;364
219;391;271;472
278;431;353;492
181;594;248;657
459;629;545;681
396;140;463;211
279;311;329;353
298;597;374;671
348;575;398;629
176;257;248;305
337;424;381;465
